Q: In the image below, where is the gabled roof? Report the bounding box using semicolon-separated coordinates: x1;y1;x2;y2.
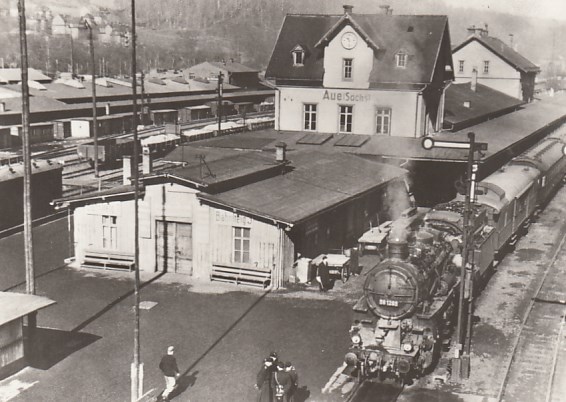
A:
266;13;450;85
453;35;540;74
444;82;525;130
198;150;407;225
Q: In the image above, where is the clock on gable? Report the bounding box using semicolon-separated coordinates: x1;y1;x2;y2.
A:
341;32;358;50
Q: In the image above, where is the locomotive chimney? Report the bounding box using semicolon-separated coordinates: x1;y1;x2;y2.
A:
387;230;409;260
471;68;478;92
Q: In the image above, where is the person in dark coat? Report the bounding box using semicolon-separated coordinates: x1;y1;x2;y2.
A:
285;362;298;402
255;358;274;402
316;256;330;291
159;346;180;402
271;361;293;402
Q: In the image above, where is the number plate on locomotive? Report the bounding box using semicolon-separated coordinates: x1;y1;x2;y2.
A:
378;299;399;307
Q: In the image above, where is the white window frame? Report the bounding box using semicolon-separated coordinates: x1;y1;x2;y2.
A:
338;105;353;133
483;60;490;74
102;215;118;250
458;60;464;73
303;103;317;131
292;49;304;66
396;52;407;68
342;58;353;81
376;107;391;135
233;226;250;264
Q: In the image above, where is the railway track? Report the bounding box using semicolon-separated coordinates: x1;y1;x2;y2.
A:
498;226;566;402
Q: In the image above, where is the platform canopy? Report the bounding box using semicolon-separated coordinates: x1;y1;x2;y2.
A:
0;292;56;326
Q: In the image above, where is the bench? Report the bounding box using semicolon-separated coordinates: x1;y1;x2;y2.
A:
81;250;135;271
211;264;271;288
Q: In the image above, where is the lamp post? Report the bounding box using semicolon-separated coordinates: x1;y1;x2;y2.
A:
422;132;487;378
217;71;223;136
130;1;143;400
85;19;99;178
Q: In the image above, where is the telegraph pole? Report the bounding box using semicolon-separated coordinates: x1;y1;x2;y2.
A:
87;20;99;178
217;71;223;136
130;0;143;400
18;0;37;333
422;132;487;379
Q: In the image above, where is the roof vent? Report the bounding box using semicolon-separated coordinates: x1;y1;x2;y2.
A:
343;4;353;14
463;101;471;108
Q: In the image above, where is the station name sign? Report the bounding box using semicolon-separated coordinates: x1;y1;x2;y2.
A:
322;90;371;103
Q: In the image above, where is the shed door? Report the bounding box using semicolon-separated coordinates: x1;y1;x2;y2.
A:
156;221;193;275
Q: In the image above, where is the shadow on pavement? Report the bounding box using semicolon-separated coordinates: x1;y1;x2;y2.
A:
181;289;271;378
294;385;311;402
167;370;199;400
24;326;101;370
71;271;166;333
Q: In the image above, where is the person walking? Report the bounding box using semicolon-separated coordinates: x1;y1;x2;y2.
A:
159;346;180;402
316;255;330;292
285;362;298;402
271;361;292;402
255;358;274;402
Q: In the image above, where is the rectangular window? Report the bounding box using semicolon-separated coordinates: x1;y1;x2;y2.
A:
396;53;407;68
303;103;317;131
376;108;391;135
483;60;489;74
339;105;353;133
102;215;118;249
293;51;304;66
458;60;464;73
233;227;250;264
343;58;353;80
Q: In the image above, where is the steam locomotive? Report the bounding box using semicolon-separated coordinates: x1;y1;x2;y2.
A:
343;126;566;385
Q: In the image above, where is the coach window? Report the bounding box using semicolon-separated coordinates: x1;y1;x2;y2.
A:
303;103;317;131
339;105;353;133
376;108;391;135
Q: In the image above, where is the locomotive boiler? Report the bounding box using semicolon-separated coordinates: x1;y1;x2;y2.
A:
346;223;460;383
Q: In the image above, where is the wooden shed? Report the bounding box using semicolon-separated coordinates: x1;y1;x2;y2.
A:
0;292;55;380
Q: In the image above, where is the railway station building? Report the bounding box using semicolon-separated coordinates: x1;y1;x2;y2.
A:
54;146;410;288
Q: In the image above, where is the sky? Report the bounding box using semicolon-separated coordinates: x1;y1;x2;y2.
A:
441;0;566;21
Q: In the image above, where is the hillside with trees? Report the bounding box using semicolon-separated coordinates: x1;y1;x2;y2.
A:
0;0;563;77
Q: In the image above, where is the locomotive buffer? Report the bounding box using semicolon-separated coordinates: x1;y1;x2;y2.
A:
422;132;488;379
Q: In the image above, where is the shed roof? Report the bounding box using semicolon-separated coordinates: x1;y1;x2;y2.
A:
0;68;51;83
0;292;56;326
453;35;540;74
198;150;407;225
189;61;259;73
0;160;62;182
266;13;450;85
444;82;525;130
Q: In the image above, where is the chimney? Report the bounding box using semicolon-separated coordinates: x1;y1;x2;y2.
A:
379;5;390;15
105;102;110;115
343;4;353;14
471;68;478;92
509;34;514;47
142;146;152;174
0;102;5;113
483;23;488;36
275;142;287;163
467;25;477;36
123;155;134;185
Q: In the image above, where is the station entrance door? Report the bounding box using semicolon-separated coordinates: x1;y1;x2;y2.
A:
156;221;193;275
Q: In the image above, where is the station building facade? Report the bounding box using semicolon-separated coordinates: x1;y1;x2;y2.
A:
266;5;454;137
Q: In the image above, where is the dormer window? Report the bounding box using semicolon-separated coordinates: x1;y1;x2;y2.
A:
292;45;305;66
396;51;407;68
